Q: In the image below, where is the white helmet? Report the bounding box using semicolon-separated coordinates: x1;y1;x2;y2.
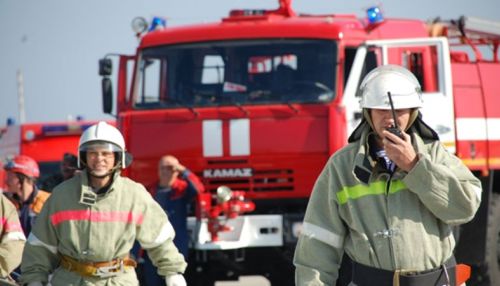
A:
78;121;126;169
359;65;423;109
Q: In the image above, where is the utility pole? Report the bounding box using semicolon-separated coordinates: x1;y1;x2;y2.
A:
17;69;26;123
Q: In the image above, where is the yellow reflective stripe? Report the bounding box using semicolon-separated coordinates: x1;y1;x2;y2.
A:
337;180;407;204
389;180;406;194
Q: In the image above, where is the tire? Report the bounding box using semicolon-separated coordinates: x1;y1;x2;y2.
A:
484;193;500;285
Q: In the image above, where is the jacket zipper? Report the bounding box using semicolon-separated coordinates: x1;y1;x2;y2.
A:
385;172;397;270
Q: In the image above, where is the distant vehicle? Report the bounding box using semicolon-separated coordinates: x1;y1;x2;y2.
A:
99;0;500;285
0;120;114;189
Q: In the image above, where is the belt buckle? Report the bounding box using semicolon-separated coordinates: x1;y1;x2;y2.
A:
401;270;419;276
94;260;123;278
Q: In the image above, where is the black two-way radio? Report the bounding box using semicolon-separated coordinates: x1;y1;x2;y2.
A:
386;91;404;139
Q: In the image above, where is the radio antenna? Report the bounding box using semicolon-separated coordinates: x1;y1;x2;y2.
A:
387;91;400;130
386;91;403;139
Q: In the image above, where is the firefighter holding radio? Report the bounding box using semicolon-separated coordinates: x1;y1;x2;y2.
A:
20;121;187;286
294;65;482;286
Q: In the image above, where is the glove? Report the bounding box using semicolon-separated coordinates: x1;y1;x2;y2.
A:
27;282;44;286
165;274;186;286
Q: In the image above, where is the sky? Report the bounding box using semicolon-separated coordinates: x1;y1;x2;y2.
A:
1;0;499;125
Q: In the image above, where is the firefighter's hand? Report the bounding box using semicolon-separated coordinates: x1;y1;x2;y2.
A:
165;274;187;286
382;130;418;172
173;163;186;173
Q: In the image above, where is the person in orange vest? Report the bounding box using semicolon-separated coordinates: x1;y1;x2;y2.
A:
3;155;50;236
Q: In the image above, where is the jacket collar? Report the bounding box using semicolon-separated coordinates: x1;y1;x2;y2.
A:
352;126;377;185
79;171;121;206
350;122;431;185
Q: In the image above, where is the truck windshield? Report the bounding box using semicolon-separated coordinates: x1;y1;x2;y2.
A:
133;39;337;108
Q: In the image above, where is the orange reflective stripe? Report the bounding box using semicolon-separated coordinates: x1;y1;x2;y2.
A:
50;210;144;226
1;218;23;232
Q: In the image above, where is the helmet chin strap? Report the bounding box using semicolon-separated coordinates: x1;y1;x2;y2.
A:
88;169;114;179
83;162;122;179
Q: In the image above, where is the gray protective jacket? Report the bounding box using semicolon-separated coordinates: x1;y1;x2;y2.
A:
0;194;26;277
294;123;482;285
21;171;186;285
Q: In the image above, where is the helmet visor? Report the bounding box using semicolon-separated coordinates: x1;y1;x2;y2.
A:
4;160;22;172
80;141;121;152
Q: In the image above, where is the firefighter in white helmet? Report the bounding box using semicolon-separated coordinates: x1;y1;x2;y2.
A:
20;121;187;286
294;65;482;286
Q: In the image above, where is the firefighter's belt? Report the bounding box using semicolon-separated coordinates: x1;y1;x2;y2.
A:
59;254;137;278
351;258;457;286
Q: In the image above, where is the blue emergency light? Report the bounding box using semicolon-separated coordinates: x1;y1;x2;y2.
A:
149;17;167;31
366;6;384;24
41;123;91;136
42;125;70;134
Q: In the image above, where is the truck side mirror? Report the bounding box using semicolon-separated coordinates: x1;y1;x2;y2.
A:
102;77;113;114
99;58;113;76
354;111;363;120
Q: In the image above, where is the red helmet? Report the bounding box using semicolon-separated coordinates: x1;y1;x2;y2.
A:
4;155;40;178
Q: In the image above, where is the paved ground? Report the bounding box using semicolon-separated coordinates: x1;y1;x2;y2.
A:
216;276;271;286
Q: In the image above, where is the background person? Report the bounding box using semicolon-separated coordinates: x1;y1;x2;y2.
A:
3;155;50;236
293;65;482;286
20;121;187;286
140;155;205;286
39;152;79;192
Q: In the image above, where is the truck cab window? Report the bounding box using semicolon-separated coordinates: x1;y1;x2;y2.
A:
133;39;337;109
344;47;378;95
201;55;225;84
402;50;438;92
137;58;164;106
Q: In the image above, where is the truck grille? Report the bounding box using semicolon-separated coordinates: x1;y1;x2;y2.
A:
201;168;294;193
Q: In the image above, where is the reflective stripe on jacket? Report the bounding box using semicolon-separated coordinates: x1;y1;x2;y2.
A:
293;125;482;285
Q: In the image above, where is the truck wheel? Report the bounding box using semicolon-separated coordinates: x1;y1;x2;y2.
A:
485;193;500;285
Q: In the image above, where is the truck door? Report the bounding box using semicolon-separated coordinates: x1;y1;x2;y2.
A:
343;37;456;152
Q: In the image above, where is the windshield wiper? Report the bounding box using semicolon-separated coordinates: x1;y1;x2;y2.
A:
174;101;198;117
286;101;299;114
234;102;249;116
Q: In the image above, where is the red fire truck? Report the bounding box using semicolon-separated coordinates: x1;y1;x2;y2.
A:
99;1;500;285
0;120;110;188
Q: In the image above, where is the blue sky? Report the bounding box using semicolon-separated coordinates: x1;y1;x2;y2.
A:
1;0;499;124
